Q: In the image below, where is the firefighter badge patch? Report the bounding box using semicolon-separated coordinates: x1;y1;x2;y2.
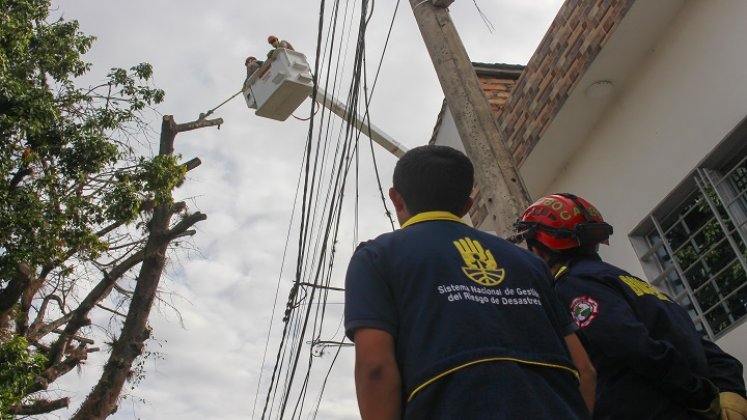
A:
570;296;599;328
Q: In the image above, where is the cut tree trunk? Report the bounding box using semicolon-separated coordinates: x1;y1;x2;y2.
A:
72;115;215;419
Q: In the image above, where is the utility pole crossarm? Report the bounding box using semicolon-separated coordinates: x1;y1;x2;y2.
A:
314;88;409;159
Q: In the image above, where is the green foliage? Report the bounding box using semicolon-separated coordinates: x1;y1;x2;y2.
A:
139;154;187;206
0;0;187;414
1;0;168;281
0;335;47;418
104;174;141;224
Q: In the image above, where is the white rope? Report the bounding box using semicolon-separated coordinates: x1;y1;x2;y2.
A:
197;89;243;120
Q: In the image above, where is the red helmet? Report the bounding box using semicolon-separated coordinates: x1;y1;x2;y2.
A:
268;35;278;45
514;193;613;251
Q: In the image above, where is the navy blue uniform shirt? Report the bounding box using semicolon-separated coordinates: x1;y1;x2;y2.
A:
345;211;590;419
554;254;745;419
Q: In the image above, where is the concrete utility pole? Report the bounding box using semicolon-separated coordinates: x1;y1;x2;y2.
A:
409;0;531;236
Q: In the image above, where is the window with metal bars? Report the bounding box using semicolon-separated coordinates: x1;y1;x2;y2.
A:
632;151;747;340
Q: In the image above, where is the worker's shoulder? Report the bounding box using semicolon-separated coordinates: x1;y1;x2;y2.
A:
560;257;639;292
569;257;632;278
353;232;389;252
352;228;402;255
353;239;374;253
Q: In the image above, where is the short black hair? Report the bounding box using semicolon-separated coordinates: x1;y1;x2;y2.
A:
393;145;474;215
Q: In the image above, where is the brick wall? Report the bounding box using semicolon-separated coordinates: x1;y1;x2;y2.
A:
430;63;522;145
480;75;519;113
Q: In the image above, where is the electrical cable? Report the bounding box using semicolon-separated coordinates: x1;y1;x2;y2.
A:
258;0;405;416
291;100;322;121
358;0;401;230
259;1;328;418
250;143;309;420
472;0;496;33
281;1;368;413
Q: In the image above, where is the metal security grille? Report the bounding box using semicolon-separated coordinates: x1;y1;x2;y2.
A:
637;154;747;339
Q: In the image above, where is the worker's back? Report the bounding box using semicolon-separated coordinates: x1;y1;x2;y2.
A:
346;215;590;419
556;256;714;419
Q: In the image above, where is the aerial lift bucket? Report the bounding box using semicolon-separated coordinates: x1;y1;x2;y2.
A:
243;48;314;121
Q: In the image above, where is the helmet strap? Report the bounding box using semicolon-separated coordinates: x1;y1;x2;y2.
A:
558;193;594;223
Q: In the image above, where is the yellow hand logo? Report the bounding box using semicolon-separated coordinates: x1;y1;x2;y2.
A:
454;237;505;286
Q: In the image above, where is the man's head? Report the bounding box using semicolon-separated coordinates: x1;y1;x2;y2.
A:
389;145;474;224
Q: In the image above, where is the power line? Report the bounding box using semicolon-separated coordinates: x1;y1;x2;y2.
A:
258;0;404;417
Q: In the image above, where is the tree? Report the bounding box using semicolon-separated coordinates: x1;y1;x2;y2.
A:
0;0;216;417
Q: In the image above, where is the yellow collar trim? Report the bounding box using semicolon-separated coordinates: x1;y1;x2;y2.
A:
554;265;569;280
401;211;467;229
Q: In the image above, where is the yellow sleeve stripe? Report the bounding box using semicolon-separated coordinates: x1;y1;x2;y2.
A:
407;357;579;402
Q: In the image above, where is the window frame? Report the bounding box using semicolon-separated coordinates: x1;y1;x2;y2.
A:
630;120;747;340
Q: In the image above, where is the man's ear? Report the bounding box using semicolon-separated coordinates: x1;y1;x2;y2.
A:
458;197;474;217
389;187;405;212
389;187;412;227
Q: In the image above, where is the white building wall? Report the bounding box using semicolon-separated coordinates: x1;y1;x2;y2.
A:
432;108;465;153
538;0;747;360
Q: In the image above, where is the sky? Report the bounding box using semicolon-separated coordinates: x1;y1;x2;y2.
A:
45;1;564;419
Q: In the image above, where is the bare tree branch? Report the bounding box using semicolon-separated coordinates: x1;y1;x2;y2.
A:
28;337;51;353
9;167;33;190
8;397;70;416
0;263;34;322
171;201;187;214
28;294;64;338
30;312;75;343
113;283;134;298
95;220;125;238
167;212;207;241
52;329;95;345
170;229;197;241
175;117;223;133
32;344;90;393
183;157;201;171
96;303;127;318
47;249;146;366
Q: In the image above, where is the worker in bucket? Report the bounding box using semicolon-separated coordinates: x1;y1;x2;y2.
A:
514;193;747;419
344;145;595;419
